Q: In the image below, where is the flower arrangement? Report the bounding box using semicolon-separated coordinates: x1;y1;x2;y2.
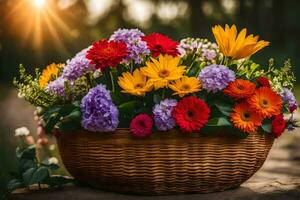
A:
14;25;299;138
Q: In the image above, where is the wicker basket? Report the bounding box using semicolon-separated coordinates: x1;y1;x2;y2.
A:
56;129;274;195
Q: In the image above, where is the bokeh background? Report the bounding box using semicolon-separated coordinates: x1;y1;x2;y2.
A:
0;0;300;192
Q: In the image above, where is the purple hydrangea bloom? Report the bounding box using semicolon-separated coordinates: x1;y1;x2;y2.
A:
46;77;66;96
198;64;236;93
110;28;150;64
80;84;119;132
281;88;298;108
153;99;177;131
62;47;95;81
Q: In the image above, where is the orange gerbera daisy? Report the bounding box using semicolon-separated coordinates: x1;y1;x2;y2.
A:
224;79;256;99
248;87;282;118
231;102;263;133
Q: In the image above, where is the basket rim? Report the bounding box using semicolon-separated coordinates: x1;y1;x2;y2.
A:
56;128;274;145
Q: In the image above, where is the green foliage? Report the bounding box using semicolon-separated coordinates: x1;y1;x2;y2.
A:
261;119;272;133
65;74;93;101
206;117;231;126
13;64;61;109
236;59;261;79
186;62;201;77
118;100;150;127
213;100;233;117
42;101;82;134
254;58;296;92
6;145;73;196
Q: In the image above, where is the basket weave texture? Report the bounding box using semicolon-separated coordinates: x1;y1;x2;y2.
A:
56;129;274;195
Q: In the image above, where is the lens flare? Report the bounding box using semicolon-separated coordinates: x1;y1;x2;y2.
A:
6;0;73;54
33;0;46;9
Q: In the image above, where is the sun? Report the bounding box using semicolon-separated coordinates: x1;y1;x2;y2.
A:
6;0;74;54
33;0;46;9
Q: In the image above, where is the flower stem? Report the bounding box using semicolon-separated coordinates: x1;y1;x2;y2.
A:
109;71;115;92
130;61;134;73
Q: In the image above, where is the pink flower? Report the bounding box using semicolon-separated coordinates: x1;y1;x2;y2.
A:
130;114;153;137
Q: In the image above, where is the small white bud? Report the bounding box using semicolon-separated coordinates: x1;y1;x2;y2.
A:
93;69;102;79
17;92;25;99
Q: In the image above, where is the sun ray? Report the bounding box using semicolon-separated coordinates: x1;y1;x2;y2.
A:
46;8;74;39
43;11;69;54
6;0;72;55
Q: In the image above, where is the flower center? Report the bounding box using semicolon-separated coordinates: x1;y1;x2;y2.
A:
139;121;146;128
181;84;191;91
155;44;163;50
185;110;195;121
103;47;114;54
159;69;170;78
134;83;144;89
242;112;251;121
237;84;244;91
260;99;269;108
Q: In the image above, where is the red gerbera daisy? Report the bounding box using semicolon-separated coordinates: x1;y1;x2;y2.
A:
130;114;153;137
256;76;271;88
86;39;128;70
142;33;179;57
271;114;286;138
172;96;210;133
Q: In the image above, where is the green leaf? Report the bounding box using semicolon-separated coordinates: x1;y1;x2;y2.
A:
58;120;81;132
42;159;59;171
22;168;36;185
19;158;38;173
214;101;233;116
43;104;79;134
119;101;143;115
111;92;128;105
7;179;24;191
72;100;81;107
30;166;49;184
42;105;63;120
44;114;61;134
207;117;232;126
16;145;36;160
65;109;81;121
262;119;272;133
47;164;59;171
187;62;199;77
153;93;162;104
197;91;208;101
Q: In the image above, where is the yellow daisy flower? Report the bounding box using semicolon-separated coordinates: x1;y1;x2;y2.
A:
141;55;186;90
212;24;269;59
169;76;201;97
39;63;64;88
117;69;153;96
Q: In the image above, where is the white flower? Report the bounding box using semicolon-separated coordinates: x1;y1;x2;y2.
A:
48;157;59;165
14;127;30;137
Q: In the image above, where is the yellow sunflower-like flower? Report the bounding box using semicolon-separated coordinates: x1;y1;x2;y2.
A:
212;24;270;59
169;76;201;97
39;63;64;88
117;69;153;96
141;55;186;90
